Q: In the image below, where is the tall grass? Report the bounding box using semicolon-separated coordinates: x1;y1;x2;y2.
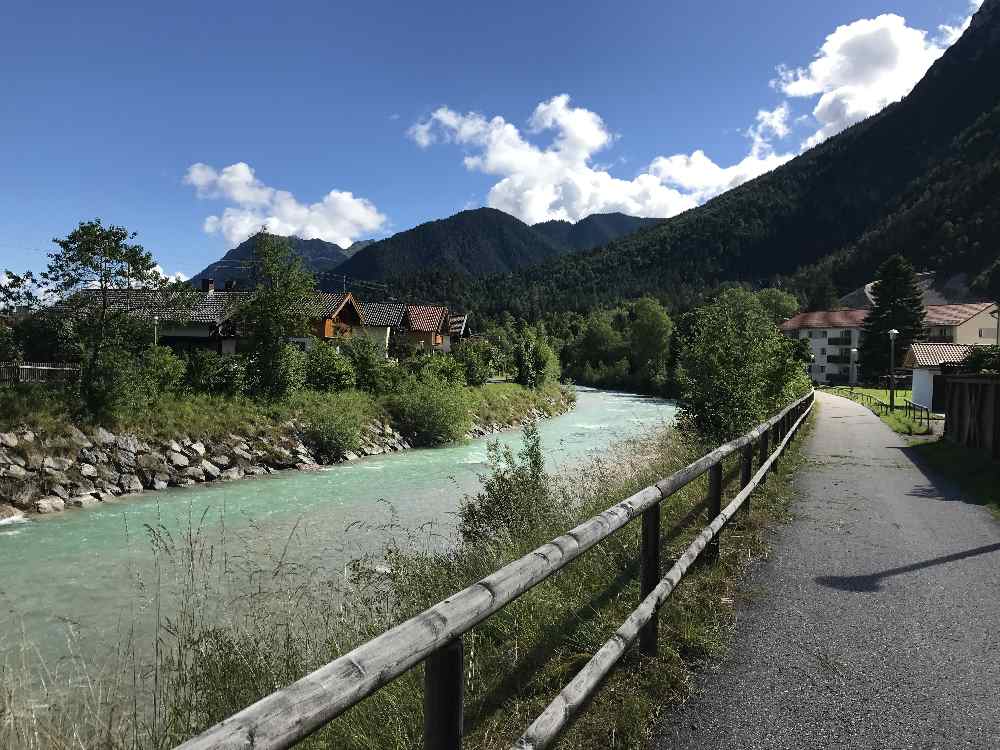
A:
1;414;812;749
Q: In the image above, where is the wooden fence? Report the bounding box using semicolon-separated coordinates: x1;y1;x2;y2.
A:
943;375;1000;459
0;361;80;386
175;391;815;750
828;386;890;416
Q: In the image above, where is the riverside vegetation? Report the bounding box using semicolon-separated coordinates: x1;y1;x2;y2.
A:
0;286;812;749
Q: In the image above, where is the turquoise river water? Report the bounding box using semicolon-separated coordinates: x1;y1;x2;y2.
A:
0;388;676;668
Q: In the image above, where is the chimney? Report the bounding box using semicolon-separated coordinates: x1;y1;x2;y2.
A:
201;278;215;293
224;279;237;291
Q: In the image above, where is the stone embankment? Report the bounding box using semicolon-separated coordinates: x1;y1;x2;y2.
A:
0;401;569;520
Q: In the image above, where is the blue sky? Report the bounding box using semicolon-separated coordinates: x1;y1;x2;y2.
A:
0;0;981;278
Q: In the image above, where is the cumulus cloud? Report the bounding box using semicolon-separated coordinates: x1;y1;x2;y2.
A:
153;265;189;283
184;162;387;247
408;95;792;224
772;9;977;147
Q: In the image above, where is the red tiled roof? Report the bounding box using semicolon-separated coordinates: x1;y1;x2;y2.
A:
780;309;868;330
924;303;994;326
405;305;448;333
903;343;973;369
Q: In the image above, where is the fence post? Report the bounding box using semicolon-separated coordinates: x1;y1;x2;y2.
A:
424;638;464;750
759;427;770;484
739;443;754;518
639;504;661;656
705;463;723;564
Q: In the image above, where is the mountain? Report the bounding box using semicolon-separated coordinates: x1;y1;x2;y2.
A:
458;0;1000;319
191;236;353;288
532;213;663;252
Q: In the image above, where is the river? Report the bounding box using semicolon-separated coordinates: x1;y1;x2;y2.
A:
0;388;676;668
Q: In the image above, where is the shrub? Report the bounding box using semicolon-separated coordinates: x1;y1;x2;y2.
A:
183;349;248;396
247;344;306;400
343;336;395;395
384;379;472;446
139;346;186;395
306;341;357;391
412;354;467;387
289;390;375;460
452;339;497;386
0;325;22;362
514;329;560;389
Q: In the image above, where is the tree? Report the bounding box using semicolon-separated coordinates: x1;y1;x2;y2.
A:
755;288;800;324
973;259;1000;305
2;219;190;418
628;297;673;392
676;288;811;442
236;232;318;398
305;340;356;391
859;254;926;380
452;338;498;386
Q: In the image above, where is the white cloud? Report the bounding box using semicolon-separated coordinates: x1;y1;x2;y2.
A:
408;95;792;224
153;265;189;283
184;162;387;247
773;10;979;148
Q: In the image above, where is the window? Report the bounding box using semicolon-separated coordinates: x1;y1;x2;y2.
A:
820;347;826;355
819;365;826;374
821;330;828;338
979;328;997;339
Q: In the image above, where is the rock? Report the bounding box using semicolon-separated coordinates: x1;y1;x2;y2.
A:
34;496;65;514
67;495;99;508
245;465;267;476
115;434;139;454
152;478;169;491
0;432;18;448
188;441;206;457
231;446;253;462
67;426;93;449
119;474;143;494
45;436;71;450
43;469;69;485
2;451;25;468
49;484;69;500
200;460;221;479
71;479;96;496
19;430;35;444
182;466;205;481
78;463;98;478
209;454;231;468
137;454;168;474
95;491;116;502
219;467;244;481
93;427;116;446
5;464;30;480
0;503;24;523
296;462;323;472
165;439;183;454
43;456;74;472
168;452;190;468
24;452;44;471
344;451;359;461
114;450;137;470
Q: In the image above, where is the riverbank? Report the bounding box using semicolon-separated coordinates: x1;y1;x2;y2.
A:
0;382;573;518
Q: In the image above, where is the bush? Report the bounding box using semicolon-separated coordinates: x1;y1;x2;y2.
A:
384;379;472;446
79;349;138;422
183;349;247;396
289;390;375;461
514;329;560;389
0;325;21;362
452;339;497;386
343;336;395;395
139;346;186;395
411;354;467;387
306;341;356;391
247;344;306;400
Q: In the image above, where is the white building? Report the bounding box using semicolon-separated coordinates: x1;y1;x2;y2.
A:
903;343;973;412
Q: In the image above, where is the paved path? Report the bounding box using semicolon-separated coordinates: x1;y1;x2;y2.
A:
653;391;1000;750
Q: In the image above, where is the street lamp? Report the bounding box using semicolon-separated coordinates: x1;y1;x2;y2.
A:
850;347;858;387
888;328;899;410
153;315;160;347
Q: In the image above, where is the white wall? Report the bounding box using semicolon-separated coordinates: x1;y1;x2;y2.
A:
912;368;935;409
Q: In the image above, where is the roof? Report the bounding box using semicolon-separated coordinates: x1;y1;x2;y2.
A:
449;314;469;337
780;309;868;330
357;301;406;327
903;343;974;369
924;303;995;326
405;304;449;333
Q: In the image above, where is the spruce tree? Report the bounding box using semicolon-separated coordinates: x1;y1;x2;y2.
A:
859;254;926;381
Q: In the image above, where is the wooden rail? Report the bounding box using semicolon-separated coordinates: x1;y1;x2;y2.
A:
175;391;815;750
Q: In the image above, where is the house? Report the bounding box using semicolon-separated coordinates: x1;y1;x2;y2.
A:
402;305;451;352
356;301;406;356
780;302;998;385
902;342;973;412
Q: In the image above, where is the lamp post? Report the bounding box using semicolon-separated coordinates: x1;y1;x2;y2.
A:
888;328;899;410
850;347;858;387
153;315;160;347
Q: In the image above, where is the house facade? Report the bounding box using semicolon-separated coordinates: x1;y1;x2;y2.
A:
902;342;973;412
780;309;867;385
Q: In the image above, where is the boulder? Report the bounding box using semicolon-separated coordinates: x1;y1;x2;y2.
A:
245;465;268;476
0;432;18;448
200;460;221;479
18;430;35;444
92;427;116;446
43;456;75;473
166;439;183;454
34;496;65;514
43;469;70;485
2;451;25;468
95;491;116;502
115;434;139;454
209;454;231;468
168;452;190;468
78;463;99;478
5;464;30;480
67;426;93;449
188;441;206;457
152;478;169;491
182;466;205;481
71;479;96;496
232;447;253;462
219;467;244;481
45;436;71;450
119;474;143;494
67;495;99;508
49;484;69;500
0;503;24;523
24;452;44;471
296;462;323;472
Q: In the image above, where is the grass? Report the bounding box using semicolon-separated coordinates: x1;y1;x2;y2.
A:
0;408;814;750
827;386;930;436
909;439;1000;517
850;387;913;404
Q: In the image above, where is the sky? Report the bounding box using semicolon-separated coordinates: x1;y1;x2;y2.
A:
0;0;984;279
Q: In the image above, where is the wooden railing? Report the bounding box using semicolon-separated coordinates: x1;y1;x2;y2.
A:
903;399;931;427
0;361;80;386
175;391;815;750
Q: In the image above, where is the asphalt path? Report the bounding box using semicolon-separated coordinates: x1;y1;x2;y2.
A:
653;391;1000;750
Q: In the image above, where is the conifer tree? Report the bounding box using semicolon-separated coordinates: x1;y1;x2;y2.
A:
859;254;926;380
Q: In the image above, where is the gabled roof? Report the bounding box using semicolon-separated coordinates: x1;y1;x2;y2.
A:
780;309;868;330
449;314;469;337
357;300;406;327
903;343;974;369
924;302;995;326
405;304;449;333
